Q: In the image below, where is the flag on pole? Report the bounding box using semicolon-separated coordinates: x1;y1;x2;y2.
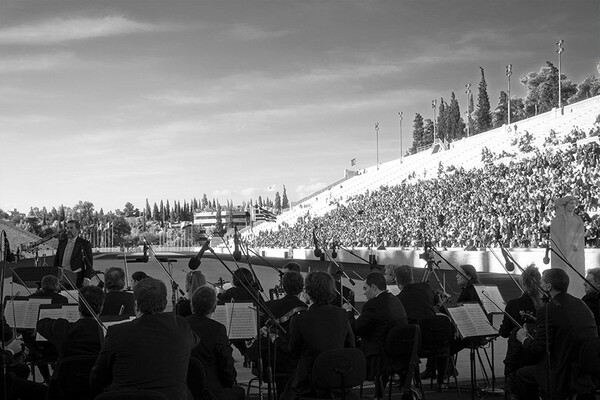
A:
350;158;356;167
254;206;277;222
266;184;276;192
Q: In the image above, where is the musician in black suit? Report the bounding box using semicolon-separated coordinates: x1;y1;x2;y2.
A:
327;262;355;309
582;267;600;330
37;285;105;398
261;271;307;396
394;265;435;324
498;265;542;396
281;271;355;400
53;220;93;287
353;272;407;399
186;286;244;400
455;264;480;303
516;268;598;400
91;278;200;400
101;267;135;317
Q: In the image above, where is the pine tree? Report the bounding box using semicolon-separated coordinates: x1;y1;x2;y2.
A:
436;98;447;142
145;199;151;221
282;185;289;210
422;119;434;147
492;91;508;128
152;203;160;221
274;192;282;213
165;200;171;222
215;204;223;234
475;67;492;134
201;194;209;210
411;113;424;153
447;92;465;141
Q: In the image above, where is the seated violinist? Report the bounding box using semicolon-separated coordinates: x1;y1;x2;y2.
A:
29;275;68;304
176;270;208;317
101;267;135;317
251;271;307;396
498;265;542;397
186;286;245;400
280;271;355;400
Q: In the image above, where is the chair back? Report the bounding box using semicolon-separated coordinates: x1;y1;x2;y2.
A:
54;355;99;400
579;337;600;376
95;389;169;400
312;348;366;391
187;357;208;400
418;314;453;356
385;324;421;392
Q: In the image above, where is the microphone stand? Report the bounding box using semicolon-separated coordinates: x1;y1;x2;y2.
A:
122;246;131;290
143;238;184;308
486;245;524;293
314;231;355;309
242;246;286;300
1;231;9;400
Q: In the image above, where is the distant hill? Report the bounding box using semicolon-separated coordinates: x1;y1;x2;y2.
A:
0;220;42;250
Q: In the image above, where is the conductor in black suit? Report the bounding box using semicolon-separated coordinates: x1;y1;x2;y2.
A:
186;286;245;400
101;267;135;317
352;272;407;399
91;278;200;400
53;220;93;288
515;268;598;400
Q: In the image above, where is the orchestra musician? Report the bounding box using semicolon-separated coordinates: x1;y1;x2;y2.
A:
186;286;245;400
28;275;68;304
101;267;135;317
91;278;200;400
131;271;149;289
53;220;94;288
280;271;355;400
352;272;407;400
455;264;480;303
515;268;598;400
582;267;600;330
393;265;436;324
253;271;307;397
176;270;208;317
498;265;542;397
327;262;355;310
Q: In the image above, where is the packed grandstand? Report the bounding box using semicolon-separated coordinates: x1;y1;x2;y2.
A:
249;95;600;250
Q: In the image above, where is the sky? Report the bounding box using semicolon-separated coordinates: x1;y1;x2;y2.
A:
1;0;598;215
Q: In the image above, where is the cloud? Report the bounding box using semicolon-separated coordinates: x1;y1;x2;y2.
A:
228;24;290;41
0;16;158;45
0;52;76;73
241;187;259;197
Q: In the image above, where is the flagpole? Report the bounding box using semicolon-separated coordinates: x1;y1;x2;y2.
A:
375;122;380;170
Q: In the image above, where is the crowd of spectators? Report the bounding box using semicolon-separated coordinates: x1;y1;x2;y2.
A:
255;129;600;250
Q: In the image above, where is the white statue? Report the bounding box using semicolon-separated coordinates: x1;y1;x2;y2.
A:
550;195;586;298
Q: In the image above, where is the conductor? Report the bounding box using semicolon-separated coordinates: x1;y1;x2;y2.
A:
53;219;93;287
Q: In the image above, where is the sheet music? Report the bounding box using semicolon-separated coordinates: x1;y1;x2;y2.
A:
475;285;505;314
23;298;52;329
447;303;497;339
4;299;28;329
212;305;228;327
35;304;78;341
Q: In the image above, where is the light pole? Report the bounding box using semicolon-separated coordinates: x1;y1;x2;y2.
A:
398;112;403;163
506;64;512;125
465;83;471;137
375;122;379;170
556;39;564;109
432;100;437;141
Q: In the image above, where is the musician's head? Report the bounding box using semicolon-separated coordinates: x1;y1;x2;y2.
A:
191;286;217;317
66;220;80;239
282;271;304;296
541;268;569;294
105;267;126;291
521;265;541;295
232;268;254;288
393;265;414;289
363;272;386;300
282;262;301;274
79;286;105;317
457;264;479;286
304;271;335;306
41;275;60;293
584;268;600;295
131;271;149;289
185;270;207;296
134;277;167;315
384;264;399;285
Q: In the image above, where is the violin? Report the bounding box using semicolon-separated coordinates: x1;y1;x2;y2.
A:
519;310;537;336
